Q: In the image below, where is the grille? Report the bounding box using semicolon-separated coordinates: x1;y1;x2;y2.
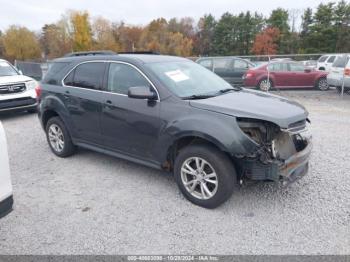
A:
0;97;36;110
0;83;26;95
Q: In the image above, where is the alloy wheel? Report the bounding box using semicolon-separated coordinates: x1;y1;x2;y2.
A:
318;78;329;91
259;79;271;91
180;157;218;200
48;124;65;153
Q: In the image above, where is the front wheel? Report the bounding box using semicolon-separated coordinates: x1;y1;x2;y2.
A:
174;144;237;209
317;77;329;91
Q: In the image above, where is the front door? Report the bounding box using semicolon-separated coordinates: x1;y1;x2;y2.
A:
101;62;161;160
63;62;106;145
289;63;314;87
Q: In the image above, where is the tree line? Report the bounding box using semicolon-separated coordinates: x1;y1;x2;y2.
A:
0;1;349;62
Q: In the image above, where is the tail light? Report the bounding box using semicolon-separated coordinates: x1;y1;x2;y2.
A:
245;71;254;78
344;68;350;76
35;85;42;98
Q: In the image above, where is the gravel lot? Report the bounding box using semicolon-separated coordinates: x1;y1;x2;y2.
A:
0;90;349;255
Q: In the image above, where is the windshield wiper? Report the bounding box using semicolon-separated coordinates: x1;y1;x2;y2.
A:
218;87;241;94
182;94;216;100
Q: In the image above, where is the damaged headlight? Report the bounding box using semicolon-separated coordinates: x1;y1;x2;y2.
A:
237;118;279;145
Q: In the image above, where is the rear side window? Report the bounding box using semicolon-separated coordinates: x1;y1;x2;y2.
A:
213;58;232;70
64;62;106;90
198;59;213;70
234;59;248;70
318;56;328;62
327;56;336;63
333;56;350;68
268;63;288;71
107;63;150;95
44;62;70;85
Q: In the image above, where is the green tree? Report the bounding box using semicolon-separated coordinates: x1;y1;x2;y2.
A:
267;8;290;53
194;14;216;55
334;0;350;52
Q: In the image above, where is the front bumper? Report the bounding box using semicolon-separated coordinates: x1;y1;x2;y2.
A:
239;136;312;186
0;98;37;112
0;195;13;219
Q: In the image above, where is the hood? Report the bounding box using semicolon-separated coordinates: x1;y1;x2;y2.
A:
0;75;34;85
189;89;308;128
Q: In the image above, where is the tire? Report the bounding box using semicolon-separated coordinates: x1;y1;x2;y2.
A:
316;77;329;91
174;144;237;209
257;78;272;91
46;117;75;157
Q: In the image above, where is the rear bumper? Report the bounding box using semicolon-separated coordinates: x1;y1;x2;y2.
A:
0;195;13;219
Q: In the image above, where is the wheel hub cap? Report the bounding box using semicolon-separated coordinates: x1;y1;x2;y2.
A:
181;157;218;200
48;124;65;153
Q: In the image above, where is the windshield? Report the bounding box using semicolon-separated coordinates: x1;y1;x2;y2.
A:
146;61;235;98
0;61;19;76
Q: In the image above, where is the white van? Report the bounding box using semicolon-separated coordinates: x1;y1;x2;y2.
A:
327;55;350;92
0;121;13;218
317;54;342;72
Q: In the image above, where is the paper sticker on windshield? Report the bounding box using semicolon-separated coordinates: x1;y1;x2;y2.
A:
0;62;10;67
165;70;189;82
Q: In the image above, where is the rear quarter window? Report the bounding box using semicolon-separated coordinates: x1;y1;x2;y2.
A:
318;56;328;62
333;56;350;68
43;62;71;85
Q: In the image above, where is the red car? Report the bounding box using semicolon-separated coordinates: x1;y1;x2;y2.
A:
243;61;329;91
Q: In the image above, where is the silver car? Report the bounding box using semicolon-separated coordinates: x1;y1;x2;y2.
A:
327;55;350;92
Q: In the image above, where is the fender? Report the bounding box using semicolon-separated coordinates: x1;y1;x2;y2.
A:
154;110;259;164
39;93;77;139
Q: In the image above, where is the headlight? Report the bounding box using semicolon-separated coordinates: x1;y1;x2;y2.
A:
25;80;38;90
237;118;279;145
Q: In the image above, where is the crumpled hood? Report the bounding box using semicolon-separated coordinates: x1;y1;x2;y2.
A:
189;89;308;128
0;75;34;85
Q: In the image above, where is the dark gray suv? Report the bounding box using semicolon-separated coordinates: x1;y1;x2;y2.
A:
38;53;312;208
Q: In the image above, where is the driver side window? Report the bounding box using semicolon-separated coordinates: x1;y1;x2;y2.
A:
107;63;150;95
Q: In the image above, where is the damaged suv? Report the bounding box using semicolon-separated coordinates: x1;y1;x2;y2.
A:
38;53;312;208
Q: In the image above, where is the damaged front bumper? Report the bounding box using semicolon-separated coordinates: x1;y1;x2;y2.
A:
238;132;312;186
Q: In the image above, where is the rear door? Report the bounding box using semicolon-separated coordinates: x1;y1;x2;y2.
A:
268;63;290;87
232;59;251;85
213;58;235;84
63;61;106;145
325;56;336;72
100;62;161;160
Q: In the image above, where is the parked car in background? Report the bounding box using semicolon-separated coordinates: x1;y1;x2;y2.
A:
38;52;312;208
243;61;329;91
327;54;350;93
0;121;13;218
301;60;317;70
196;57;255;86
0;59;39;113
316;54;342;72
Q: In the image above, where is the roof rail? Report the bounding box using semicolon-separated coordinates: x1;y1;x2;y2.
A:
118;51;160;55
64;50;117;57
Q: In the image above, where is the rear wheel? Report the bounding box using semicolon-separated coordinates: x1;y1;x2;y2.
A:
46;117;75;157
316;77;329;91
258;78;272;91
174;144;237;209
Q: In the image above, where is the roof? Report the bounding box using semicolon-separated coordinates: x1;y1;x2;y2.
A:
53;54;189;64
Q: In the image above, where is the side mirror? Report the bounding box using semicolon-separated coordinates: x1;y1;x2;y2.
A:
128;86;157;100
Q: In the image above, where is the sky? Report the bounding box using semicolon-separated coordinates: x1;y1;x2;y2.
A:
0;0;339;32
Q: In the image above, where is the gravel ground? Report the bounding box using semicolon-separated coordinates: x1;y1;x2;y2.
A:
0;90;349;255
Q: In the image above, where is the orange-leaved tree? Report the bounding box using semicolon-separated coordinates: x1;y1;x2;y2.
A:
251;27;280;55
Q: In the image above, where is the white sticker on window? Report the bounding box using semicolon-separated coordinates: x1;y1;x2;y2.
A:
0;62;10;67
165;70;189;82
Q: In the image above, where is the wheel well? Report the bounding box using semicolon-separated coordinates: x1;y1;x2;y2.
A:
42;110;59;129
165;136;229;171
